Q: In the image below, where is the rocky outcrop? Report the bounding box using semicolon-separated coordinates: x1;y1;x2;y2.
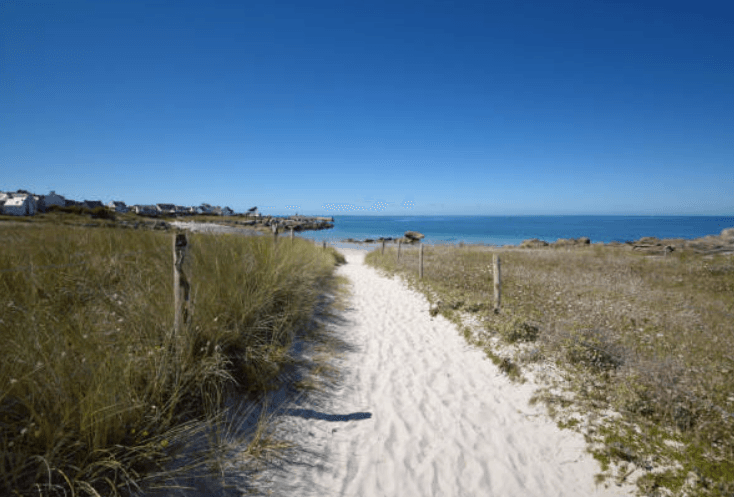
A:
520;238;549;248
397;231;426;244
551;237;591;248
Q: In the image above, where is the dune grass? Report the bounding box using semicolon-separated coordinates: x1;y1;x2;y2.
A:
0;223;344;496
366;243;734;496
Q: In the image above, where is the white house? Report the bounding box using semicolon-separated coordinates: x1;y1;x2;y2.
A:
132;205;158;216
156;204;177;215
198;204;215;215
107;201;129;213
2;195;36;216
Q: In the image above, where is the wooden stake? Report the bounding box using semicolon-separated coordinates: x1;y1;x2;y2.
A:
173;232;190;351
290;227;294;244
493;254;501;314
419;243;424;279
397;240;402;262
382;239;385;255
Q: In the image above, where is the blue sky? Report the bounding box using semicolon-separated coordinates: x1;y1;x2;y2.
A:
1;0;732;215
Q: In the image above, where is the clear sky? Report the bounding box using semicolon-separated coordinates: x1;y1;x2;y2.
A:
1;0;732;216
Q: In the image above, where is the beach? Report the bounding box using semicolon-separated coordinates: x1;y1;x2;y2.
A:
248;247;632;496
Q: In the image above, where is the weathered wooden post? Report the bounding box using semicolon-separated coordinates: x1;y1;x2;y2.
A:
290;227;294;245
173;232;191;352
493;254;501;314
322;240;326;250
419;243;424;279
271;223;279;243
382;239;386;255
397;240;402;262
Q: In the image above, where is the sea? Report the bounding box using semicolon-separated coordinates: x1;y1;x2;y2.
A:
294;215;734;246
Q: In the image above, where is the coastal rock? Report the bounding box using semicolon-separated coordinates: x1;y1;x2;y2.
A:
552;237;591;247
520;238;549;248
404;231;425;243
720;227;734;240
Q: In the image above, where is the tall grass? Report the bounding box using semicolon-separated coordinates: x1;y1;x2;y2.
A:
367;243;734;496
0;224;342;496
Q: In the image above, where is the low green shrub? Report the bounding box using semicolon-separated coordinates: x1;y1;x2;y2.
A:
497;316;540;343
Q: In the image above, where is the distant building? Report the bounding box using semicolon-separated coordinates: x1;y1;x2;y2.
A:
107;201;129;213
198;204;215;215
132;205;158;216
156;204;177;215
42;191;66;211
81;200;104;210
2;194;36;216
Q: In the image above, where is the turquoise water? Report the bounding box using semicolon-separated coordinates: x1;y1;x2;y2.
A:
296;215;734;246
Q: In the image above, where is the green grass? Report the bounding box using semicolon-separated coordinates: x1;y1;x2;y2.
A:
366;243;734;496
1;222;344;496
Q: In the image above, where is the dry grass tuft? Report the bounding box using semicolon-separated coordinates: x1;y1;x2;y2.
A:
0;223;342;496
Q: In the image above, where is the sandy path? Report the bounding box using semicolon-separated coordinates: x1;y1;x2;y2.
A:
250;248;630;497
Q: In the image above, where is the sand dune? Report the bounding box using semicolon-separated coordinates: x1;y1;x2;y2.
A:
251;248;631;497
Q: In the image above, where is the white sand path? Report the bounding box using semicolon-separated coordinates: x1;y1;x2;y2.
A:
250;248;631;497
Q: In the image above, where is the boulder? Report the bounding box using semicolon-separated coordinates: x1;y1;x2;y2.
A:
721;227;734;240
636;236;662;246
520;238;548;248
404;231;425;242
577;236;591;245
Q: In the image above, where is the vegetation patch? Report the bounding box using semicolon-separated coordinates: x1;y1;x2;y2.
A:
0;223;344;496
366;243;734;496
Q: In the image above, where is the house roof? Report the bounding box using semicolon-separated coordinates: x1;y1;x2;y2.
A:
4;197;28;206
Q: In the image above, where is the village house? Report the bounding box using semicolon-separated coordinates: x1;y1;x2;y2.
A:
132;205;158;216
156;204;177;215
81;200;104;210
2;194;37;216
41;191;66;211
198;203;215;215
107;201;129;213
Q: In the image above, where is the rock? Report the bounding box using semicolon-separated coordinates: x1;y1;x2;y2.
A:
636;236;662;246
520;238;548;248
721;227;734;240
153;220;170;230
404;231;425;241
577;236;591;245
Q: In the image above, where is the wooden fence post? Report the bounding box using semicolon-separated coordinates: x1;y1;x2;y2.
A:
382;239;385;255
419;243;424;279
397;240;402;262
290;227;294;245
493;254;501;314
173;232;191;352
272;224;279;243
322;240;326;250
